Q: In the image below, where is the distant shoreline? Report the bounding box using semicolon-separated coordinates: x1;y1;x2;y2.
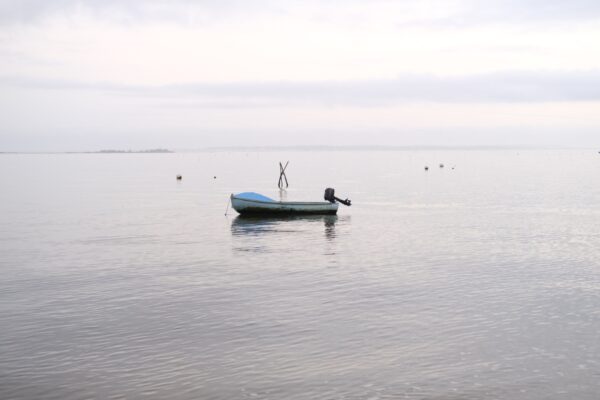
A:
1;145;597;154
0;149;174;154
93;149;173;154
198;145;594;152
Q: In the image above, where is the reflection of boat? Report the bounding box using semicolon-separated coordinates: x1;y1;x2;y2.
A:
230;192;339;215
231;214;338;237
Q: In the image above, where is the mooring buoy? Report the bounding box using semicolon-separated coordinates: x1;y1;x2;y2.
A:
439;163;444;168
176;175;182;180
424;166;429;171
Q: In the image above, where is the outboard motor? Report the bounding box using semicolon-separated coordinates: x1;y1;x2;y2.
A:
324;188;352;206
324;188;335;203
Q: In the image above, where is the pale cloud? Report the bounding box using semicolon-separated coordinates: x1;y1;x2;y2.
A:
3;70;600;105
1;0;600;29
1;0;600;150
2;85;600;151
3;16;600;84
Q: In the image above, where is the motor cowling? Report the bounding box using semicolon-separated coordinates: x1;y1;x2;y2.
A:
324;188;336;203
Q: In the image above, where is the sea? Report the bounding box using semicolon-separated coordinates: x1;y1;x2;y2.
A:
1;149;600;399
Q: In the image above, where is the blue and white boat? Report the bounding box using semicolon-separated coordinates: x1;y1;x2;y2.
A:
230;188;350;216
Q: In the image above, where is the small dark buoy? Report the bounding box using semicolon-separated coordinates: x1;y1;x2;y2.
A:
439;163;444;168
176;175;182;180
424;166;429;171
213;176;216;179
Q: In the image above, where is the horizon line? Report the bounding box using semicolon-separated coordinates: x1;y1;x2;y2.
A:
1;144;598;154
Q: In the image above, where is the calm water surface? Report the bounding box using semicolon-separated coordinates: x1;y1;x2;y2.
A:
1;150;600;399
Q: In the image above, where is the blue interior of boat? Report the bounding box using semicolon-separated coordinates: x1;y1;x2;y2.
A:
234;192;276;202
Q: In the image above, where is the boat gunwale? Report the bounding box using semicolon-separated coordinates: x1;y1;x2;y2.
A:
231;195;336;207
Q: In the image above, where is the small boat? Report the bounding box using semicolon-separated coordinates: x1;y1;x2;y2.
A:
230;188;350;216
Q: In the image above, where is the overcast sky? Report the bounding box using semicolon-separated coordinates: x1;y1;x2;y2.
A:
1;0;600;151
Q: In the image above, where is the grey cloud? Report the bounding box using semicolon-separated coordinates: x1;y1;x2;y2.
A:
472;0;600;22
2;0;600;27
403;0;600;28
428;0;600;28
0;0;281;26
2;70;600;106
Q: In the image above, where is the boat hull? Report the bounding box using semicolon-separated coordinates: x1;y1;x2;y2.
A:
231;195;338;215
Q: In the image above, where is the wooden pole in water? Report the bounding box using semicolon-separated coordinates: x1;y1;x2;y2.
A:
278;163;282;188
278;161;289;189
282;161;289;187
224;197;230;216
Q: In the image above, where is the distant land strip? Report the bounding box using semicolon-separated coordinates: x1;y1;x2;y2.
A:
92;149;173;153
1;145;597;154
197;145;593;152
